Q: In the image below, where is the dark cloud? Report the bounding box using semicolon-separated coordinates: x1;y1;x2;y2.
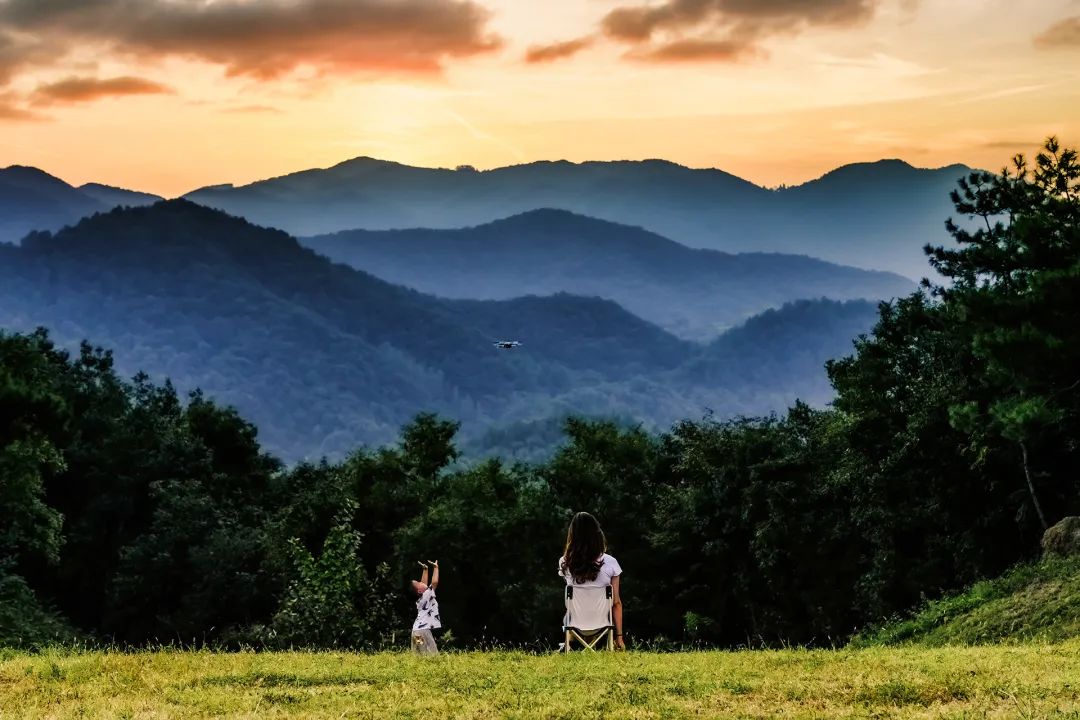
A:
602;0;876;41
1035;16;1080;48
32;75;171;104
525;36;594;63
0;29;52;83
0;0;502;80
633;37;760;62
595;0;882;63
602;0;713;42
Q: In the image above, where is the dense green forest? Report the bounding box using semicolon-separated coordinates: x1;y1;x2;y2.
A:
0;200;877;461
2;138;1078;651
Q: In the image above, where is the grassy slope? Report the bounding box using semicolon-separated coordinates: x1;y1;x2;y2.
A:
855;557;1080;647
2;645;1079;718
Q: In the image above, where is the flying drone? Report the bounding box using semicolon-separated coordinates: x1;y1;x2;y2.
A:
493;340;523;350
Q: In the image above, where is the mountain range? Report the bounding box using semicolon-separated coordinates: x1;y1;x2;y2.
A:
186;157;973;279
303;209;911;340
2;157;974;279
0;165;161;244
0;201;879;461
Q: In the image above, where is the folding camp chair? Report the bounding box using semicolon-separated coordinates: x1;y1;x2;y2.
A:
562;585;614;652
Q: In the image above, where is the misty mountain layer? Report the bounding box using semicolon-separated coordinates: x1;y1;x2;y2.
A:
187;157;972;278
304;209;911;340
0;201;879;460
0;165;162;244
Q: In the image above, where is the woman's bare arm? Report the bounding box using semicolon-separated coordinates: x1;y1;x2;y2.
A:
611;575;625;650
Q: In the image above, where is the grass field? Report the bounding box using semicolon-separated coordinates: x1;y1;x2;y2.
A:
2;643;1079;719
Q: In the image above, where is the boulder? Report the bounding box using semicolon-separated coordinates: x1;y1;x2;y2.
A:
1041;516;1080;557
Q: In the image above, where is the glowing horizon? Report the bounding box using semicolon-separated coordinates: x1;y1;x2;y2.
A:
1;0;1078;197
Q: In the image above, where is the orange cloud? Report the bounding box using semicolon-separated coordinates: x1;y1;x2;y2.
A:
221;105;283;115
525;36;594;64
0;86;44;121
1035;16;1080;48
0;101;40;120
33;76;171;104
0;0;502;81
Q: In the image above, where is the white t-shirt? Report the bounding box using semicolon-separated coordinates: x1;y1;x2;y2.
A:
557;552;622;587
412;588;441;632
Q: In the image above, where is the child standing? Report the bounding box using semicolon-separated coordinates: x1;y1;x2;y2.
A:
411;559;441;654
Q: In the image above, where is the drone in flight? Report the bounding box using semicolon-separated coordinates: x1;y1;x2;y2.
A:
493;340;523;350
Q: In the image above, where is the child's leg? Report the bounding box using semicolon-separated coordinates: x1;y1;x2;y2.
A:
412;629;437;655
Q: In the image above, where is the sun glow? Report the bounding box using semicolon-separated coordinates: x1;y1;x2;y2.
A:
0;0;1077;196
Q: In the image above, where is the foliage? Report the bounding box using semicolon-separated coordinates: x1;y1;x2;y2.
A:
926;138;1080;531
0;331;66;567
0;332;70;648
0;565;75;648
266;509;397;649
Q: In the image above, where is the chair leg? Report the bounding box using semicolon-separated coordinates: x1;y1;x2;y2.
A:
564;629;616;652
571;630;599;651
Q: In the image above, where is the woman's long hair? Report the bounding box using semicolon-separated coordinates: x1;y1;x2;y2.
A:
561;512;607;584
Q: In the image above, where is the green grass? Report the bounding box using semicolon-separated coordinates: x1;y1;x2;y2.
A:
855;556;1080;647
3;560;1078;718
2;644;1080;718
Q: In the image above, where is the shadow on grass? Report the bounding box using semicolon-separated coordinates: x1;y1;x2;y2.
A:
198;671;381;689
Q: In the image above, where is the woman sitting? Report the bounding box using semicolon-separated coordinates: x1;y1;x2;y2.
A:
558;511;624;649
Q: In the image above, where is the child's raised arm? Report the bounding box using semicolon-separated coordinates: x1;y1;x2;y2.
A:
427;560;439;589
418;561;429;586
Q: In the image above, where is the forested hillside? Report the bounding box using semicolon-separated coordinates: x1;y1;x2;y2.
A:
0;201;876;460
304;210;911;340
188;157;969;278
1;138;1077;652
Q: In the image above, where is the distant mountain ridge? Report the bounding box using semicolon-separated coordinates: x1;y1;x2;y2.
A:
3;156;973;277
0;200;879;460
187;156;974;278
78;182;162;208
0;165;162;244
303;208;913;340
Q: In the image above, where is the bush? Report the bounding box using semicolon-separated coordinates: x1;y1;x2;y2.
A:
265;511;398;649
0;566;77;649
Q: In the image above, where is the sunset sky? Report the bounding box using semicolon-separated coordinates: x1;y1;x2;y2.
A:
1;0;1078;197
